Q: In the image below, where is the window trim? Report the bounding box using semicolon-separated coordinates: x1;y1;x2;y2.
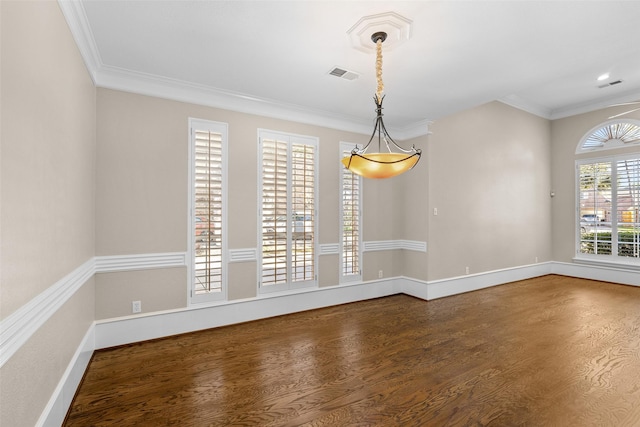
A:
575;152;640;267
257;128;319;294
339;141;363;284
188;118;228;305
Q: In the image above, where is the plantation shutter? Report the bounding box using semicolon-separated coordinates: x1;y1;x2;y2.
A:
578;156;640;260
340;142;361;281
190;120;226;303
261;136;289;287
616;158;640;258
291;140;316;282
578;162;612;256
259;131;317;292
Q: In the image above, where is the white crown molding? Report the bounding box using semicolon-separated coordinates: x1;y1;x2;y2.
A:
95;65;432;140
60;0;639;138
0;258;95;368
548;90;640;120
57;1;431;139
96;65;432;139
501;90;640;121
94;252;186;273
96;66;432;141
96;65;382;136
57;0;101;83
395;119;433;141
498;95;553;119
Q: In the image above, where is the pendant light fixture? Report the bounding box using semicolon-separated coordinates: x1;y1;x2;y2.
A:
341;31;421;179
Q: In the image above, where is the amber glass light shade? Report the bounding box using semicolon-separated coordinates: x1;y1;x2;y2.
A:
341;152;420;179
339;31;422;179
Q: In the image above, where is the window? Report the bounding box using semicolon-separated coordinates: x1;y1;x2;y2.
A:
340;142;362;283
577;120;640;153
259;130;318;293
189;119;227;303
577;155;640;263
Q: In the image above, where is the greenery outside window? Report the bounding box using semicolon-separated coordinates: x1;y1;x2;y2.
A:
577;155;640;263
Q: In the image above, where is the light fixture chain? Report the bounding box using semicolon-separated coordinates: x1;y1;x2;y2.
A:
376;39;384;103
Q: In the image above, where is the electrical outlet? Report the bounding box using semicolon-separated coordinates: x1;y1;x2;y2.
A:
378;270;383;279
535;256;539;263
465;266;469;275
132;300;142;313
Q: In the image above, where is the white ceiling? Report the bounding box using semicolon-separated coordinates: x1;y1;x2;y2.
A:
62;0;640;138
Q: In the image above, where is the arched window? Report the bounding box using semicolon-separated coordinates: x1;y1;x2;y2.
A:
576;120;640;266
576;119;640;153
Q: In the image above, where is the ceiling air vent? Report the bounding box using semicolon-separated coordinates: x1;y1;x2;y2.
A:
598;79;623;89
328;67;359;81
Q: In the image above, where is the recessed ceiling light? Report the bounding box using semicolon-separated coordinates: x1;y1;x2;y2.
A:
597;73;610;81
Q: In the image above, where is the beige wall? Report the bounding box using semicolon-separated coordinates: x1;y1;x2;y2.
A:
0;2;96;426
94;92;561;315
1;282;95;426
397;134;429;280
550;107;640;262
95;89;402;317
95;269;186;319
7;2;634;424
425;102;552;280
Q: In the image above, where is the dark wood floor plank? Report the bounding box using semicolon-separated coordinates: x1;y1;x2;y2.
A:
65;275;640;426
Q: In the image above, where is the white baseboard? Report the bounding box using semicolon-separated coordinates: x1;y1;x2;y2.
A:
421;262;554;300
31;259;640;425
552;261;640;287
36;324;94;427
94;260;637;349
94;278;401;350
399;261;637;303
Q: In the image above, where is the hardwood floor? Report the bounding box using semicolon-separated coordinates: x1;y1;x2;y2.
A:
65;275;640;426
